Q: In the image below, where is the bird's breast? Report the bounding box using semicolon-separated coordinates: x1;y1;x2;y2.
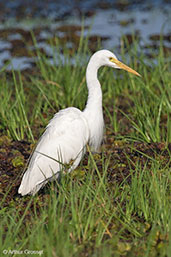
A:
83;110;104;152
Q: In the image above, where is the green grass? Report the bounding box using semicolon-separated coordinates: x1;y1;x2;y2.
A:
0;33;170;256
0;154;170;256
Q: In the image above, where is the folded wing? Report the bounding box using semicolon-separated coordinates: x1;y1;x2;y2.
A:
18;107;89;195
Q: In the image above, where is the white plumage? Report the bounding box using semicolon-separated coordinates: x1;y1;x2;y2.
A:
18;50;140;195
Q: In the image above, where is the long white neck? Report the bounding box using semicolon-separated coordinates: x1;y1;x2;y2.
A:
84;58;103;112
83;55;104;151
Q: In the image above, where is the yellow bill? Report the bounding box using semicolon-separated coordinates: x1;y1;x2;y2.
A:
110;57;141;77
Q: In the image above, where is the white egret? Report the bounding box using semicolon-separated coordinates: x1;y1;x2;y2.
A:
18;49;140;196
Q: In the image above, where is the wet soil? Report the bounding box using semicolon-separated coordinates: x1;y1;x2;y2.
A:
0;131;170;204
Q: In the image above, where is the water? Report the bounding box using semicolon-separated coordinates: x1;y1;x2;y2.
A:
0;0;170;70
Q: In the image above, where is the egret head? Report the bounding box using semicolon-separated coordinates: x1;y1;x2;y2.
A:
91;49;141;77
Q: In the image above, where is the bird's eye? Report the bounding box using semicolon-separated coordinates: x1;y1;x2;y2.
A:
109;57;113;61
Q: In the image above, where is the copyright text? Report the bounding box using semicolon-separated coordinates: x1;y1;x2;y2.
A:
3;249;43;255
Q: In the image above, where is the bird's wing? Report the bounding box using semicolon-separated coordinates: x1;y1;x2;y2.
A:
18;107;89;195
